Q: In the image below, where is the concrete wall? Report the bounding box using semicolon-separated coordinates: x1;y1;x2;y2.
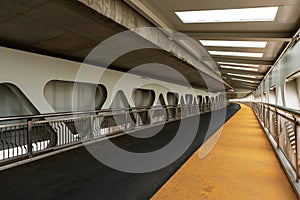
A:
245;38;300;109
0;46;226;117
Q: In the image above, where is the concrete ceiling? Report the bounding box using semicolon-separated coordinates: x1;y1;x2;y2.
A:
0;0;229;91
124;0;300;95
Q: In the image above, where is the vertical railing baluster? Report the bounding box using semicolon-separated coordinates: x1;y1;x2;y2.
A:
90;115;94;140
27;119;33;158
125;110;128;133
294;116;299;182
275;109;279;147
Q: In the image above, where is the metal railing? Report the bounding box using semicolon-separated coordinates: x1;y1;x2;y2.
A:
0;102;228;164
244;102;300;181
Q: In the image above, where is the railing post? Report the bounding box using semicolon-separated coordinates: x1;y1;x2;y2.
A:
125;110;128;132
90;115;94;140
267;107;270;131
294;117;299;182
136;112;140;126
262;105;265;125
275;109;280;147
27;119;33;158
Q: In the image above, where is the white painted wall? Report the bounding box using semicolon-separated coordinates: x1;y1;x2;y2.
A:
251;39;300;108
0;46;224;116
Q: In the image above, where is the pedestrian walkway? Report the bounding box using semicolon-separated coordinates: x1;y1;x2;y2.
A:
151;104;297;200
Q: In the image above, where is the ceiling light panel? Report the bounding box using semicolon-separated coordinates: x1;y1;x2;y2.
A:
200;40;267;48
227;73;256;79
218;62;259;67
175;6;279;23
220;65;258;71
209;51;264;57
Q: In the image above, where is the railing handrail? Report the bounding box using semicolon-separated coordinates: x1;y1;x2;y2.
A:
251;102;300;118
243;101;300;182
0;103;214;122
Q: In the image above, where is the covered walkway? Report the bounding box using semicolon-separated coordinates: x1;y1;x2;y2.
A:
152;104;297;200
0;104;239;200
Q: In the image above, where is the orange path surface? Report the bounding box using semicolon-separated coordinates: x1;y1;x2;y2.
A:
151;104;297;200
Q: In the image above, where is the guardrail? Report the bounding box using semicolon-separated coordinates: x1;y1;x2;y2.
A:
244;102;300;181
0;102;227;164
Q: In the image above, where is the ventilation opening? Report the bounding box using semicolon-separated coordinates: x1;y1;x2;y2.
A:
0;83;39;117
0;83;57;152
185;94;193;105
101;90;136;132
197;95;204;111
132;89;155;125
150;94;167;123
167;92;179;119
269;85;276;104
132;89;155;107
44;80;107;112
197;95;203;105
285;71;300;109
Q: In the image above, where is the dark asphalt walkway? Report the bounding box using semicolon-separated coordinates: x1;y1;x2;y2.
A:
0;104;240;200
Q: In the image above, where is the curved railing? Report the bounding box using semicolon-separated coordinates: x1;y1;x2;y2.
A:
244;102;300;181
0;102;228;164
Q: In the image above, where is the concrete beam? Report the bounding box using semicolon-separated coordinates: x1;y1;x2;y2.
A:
178;32;293;42
234;86;256;90
79;0;232;89
230;80;260;86
231;84;258;90
206;46;266;53
123;0;173;29
212;56;274;66
220;69;265;76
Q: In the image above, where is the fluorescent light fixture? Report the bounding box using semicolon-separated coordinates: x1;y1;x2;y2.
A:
227;73;256;79
231;78;257;83
200;40;267;48
220;65;258;71
209;51;263;57
218;62;259;67
175;6;279;23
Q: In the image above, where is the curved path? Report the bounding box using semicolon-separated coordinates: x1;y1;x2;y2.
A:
152;104;297;200
0;104;239;200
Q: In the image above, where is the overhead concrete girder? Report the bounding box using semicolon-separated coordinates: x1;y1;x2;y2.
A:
230;80;260;87
227;76;261;83
220;69;265;76
205;46;266;53
212;56;274;66
177;32;293;42
78;0;232;89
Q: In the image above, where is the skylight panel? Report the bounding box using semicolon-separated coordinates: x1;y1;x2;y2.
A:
227;73;256;79
200;40;267;48
218;62;259;67
220;65;258;71
175;6;279;23
209;51;263;58
231;78;258;83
